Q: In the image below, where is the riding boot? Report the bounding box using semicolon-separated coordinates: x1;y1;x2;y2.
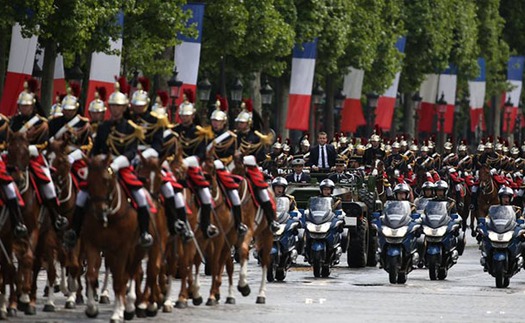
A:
199;204;218;239
5;198;27;239
175;207;194;241
232;205;247;237
137;206;153;248
455;191;463;210
63;206;84;248
470;191;478;211
261;201;279;233
164;197;178;236
45;198;69;230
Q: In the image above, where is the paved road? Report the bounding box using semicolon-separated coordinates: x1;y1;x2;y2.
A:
10;232;525;322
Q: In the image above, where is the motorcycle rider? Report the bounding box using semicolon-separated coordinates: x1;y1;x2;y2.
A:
271;177;298;213
431;180;458;214
318;179;342;210
414;181;435;208
497;186;522;219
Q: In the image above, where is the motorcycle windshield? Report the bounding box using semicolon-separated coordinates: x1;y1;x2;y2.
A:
423;201;450;227
307;197;334;224
276;197;290;223
382;201;412;229
415;197;430;213
487;205;517;233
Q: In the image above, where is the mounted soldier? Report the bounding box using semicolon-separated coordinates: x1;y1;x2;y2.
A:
235;99;271;164
363;133;385;170
9;79;68;233
88;86;107;137
441;140;459;168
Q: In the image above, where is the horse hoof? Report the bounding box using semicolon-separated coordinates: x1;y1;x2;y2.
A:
256;296;266;304
65;301;76;309
76;294;85;305
0;310;6;320
54;284;60;293
192;297;203;306
237;285;251;297
17;302;28;312
135;307;146;318
215;293;220;301
24;304;36;315
110;319;124;323
6;308;16;317
225;297;236;305
162;304;173;313
99;295;110;304
124;310;135;320
85;306;99;318
175;300;187;309
43;304;55;312
146;308;158;317
205;298;217;306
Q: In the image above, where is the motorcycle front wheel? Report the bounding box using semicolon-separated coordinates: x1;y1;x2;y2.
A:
387;255;399;284
427;254;439;281
494;261;510;288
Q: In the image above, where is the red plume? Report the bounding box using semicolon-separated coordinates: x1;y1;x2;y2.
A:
96;86;107;102
413;139;418;145
157;91;169;107
243;98;253;112
138;77;150;92
276;136;281;143
27;78;39;93
115;76;129;95
286;138;291;145
361;137;368;145
216;95;228;111
69;81;81;98
183;88;195;103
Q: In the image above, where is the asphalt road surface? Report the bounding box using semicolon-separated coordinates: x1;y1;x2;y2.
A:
10;231;525;323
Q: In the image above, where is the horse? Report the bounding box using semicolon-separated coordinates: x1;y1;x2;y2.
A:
476;164;499;220
81;155;149;322
1;132;43;316
232;155;274;304
370;159;387;204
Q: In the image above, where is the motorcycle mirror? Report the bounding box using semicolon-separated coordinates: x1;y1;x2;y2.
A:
410;213;421;220
290;211;299;218
450;213;459;220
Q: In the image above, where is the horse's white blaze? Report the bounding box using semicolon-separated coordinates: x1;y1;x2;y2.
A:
45;280;55;306
258;266;267;298
239;259;248;287
111;294;124;321
125;279;136;313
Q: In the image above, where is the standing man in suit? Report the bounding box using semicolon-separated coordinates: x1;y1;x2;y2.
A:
306;132;336;172
286;157;311;183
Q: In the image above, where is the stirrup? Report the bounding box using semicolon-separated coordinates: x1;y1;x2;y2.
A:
63;230;77;248
55;216;69;231
174;220;194;241
13;224;28;239
139;232;153;248
237;223;248;236
206;224;219;239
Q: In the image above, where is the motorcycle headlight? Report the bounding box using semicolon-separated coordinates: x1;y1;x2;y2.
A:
423;225;447;237
381;226;408;238
488;230;513;243
274;224;286;236
306;222;331;233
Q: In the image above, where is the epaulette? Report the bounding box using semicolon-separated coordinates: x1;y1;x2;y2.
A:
37;115;48;122
196;125;214;140
127;120;145;141
154;113;173;129
227;130;237;138
254;130;273;146
78;115;90;122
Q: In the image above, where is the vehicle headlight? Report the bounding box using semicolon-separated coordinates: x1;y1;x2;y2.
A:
381;226;408;238
423;225;447;237
488;230;513;243
306;222;331;233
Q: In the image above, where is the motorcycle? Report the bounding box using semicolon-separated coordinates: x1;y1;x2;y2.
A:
267;197;301;282
304;197;346;278
478;205;525;288
373;201;421;284
421;201;461;280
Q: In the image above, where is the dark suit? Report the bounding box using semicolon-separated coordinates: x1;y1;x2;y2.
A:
286;172;311;184
328;172;352;184
306;144;337;170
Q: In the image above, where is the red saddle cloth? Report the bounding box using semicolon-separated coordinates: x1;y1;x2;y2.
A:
29;155;51;184
246;166;268;189
117;178;157;214
449;172;464;184
71;159;88;190
186;167;210;188
493;174;508;186
161;169;183;190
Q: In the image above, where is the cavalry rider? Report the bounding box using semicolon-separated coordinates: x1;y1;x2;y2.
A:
447;167;465;210
235;100;270;163
431;180;457;214
88;87;107;136
0;111;27;238
64;81;154;248
441;140;459;168
428;140;441;170
385;141;408;174
10;82;69;232
129;79;193;240
299;135;311;164
48;83;92;187
497;186;522;219
173;90;218;239
271;177;298;213
479;141;501;169
456;141;473;173
415;145;434;170
363;133;385;170
208;99;248;236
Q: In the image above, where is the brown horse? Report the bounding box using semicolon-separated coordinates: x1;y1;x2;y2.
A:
81;155;148;321
1;132;43;316
371;159;387;204
233;156;274;304
477;165;499;220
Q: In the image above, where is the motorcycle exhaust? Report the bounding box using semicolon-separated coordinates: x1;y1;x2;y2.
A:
291;249;298;264
334;247;342;265
412;252;420;266
451;250;459;264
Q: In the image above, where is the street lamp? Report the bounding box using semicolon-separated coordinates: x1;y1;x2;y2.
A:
167;67;183;122
260;78;274;130
436;92;447;154
367;92;379;137
66;54;84;85
412;92;423;141
230;78;243;104
197;77;212;122
334;88;346;133
504;96;514;138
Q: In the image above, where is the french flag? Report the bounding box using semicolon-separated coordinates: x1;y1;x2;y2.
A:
502;56;525;133
0;23;38;116
84;12;124;116
174;3;205;108
417;74;439;133
376;37;406;131
437;66;457;134
285;39;318;131
468;58;486;132
340;67;365;133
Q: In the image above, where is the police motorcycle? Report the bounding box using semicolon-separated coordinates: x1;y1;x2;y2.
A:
421;201;461;280
267;197;302;282
414;181;435;268
477;205;525;288
373;200;421;284
304;197;346;278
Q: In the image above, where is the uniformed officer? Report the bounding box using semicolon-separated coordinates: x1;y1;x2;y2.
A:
497;186;522;219
363;134;385;169
431;180;457;214
271;177;298;212
235;102;271;164
441;140;459;168
328;157;352;184
88;86;107;136
385;141;408;173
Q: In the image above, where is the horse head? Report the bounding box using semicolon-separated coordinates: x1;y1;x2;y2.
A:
6;131;30;184
47;138;70;180
86;155;117;218
136;153;162;198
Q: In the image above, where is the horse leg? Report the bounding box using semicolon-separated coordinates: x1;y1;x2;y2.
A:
255;231;273;304
43;248;58;313
190;261;203;306
144;244;162;317
225;245;236;305
206;238;224;306
176;240;191;309
237;230;254;297
0;290;6;320
84;244;99;318
99;258;111;304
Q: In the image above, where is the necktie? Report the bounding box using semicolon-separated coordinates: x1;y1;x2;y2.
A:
321;146;326;169
296;174;300;182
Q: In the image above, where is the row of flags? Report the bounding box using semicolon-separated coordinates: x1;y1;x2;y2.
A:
1;4;524;136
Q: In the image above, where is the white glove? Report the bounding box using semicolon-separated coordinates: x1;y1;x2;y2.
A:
490;168;497;175
28;145;39;157
371;169;378;176
110;155;130;173
141;148;159;159
68;149;84;165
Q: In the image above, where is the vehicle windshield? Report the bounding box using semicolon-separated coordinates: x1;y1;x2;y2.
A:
382;201;412;229
309;197;333;212
276;197;290;214
423;201;450;227
415;197;430;212
488;205;517;233
384;201;411;216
